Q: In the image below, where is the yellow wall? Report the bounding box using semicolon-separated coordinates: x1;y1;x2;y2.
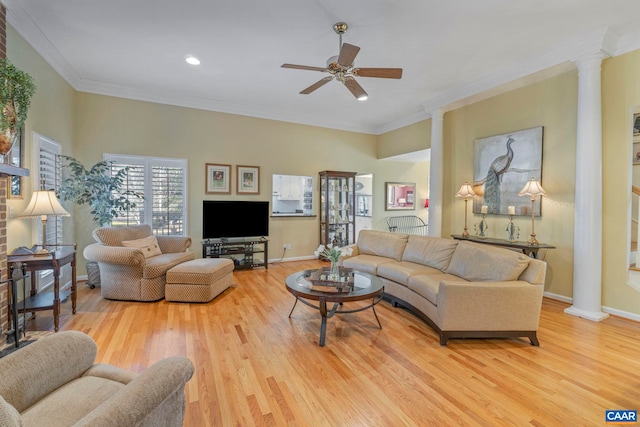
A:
6;25;76;249
378;120;431;159
602;49;640;313
72;93;429;271
443;71;579;297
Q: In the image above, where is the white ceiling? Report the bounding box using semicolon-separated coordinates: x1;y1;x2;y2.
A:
5;0;640;135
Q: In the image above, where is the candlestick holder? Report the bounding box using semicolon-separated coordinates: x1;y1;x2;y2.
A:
474;213;489;238
506;215;520;241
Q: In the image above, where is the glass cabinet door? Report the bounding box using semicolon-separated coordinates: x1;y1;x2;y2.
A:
319;170;357;247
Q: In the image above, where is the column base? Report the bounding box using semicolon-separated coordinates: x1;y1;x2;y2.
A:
564;305;609;322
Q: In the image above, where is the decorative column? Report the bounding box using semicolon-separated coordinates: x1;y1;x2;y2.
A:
428;108;445;237
564;52;609;322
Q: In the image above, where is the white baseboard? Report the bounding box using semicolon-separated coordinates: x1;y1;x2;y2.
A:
543;291;572;304
544;291;640;323
602;306;640;323
268;255;316;264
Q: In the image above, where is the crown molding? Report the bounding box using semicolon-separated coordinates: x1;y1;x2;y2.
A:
4;0;81;86
615;30;640;56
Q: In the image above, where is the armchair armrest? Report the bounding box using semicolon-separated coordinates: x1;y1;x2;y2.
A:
74;356;194;427
436;280;544;331
156;235;192;254
83;243;147;267
0;331;97;412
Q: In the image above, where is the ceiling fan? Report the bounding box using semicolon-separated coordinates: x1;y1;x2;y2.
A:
281;22;403;101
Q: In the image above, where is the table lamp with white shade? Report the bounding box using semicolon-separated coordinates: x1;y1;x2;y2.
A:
518;177;546;245
455;182;477;238
20;184;70;255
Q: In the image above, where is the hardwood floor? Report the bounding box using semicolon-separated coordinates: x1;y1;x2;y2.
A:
27;259;640;426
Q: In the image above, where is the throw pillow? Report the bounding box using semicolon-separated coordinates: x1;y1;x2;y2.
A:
445;240;530;282
121;235;162;259
0;396;22;427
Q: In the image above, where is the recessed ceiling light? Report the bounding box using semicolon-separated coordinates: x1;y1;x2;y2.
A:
185;56;200;65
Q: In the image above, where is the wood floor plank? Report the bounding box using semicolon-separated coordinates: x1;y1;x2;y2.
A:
25;260;640;426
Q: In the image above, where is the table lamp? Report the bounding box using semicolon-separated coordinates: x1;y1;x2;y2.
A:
398;197;407;207
518;177;546;245
455;182;476;238
20;184;70;255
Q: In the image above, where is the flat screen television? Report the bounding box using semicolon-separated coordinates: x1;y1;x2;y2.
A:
203;201;270;239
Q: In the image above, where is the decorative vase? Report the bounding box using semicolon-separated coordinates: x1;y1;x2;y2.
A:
329;260;340;281
0;128;18;164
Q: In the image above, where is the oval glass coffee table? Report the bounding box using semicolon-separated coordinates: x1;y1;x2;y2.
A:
285;269;384;346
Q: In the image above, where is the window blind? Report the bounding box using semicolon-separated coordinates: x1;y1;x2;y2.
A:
104;154;188;236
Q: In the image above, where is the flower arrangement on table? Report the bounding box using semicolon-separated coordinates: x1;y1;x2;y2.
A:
314;244;353;283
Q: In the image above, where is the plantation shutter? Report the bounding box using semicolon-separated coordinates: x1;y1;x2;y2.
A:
109;162;145;226
103;154;188;235
152;164;185;235
39;139;63;246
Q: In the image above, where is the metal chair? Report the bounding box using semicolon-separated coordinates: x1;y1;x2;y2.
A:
386;216;428;235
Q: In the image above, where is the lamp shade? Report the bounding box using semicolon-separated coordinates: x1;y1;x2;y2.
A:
398;198;407;205
455;182;476;198
518;178;547;197
424;198;429;208
20;190;70;218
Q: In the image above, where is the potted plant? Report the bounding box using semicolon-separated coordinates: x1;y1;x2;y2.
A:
57;156;144;287
0;58;36;162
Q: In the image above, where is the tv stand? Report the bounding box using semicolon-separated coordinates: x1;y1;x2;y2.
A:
202;237;268;270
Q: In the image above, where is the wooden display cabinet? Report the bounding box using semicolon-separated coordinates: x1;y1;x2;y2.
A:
319;171;357;247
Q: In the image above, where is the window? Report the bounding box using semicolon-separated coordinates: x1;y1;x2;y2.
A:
33;132;63;246
103;154;188;235
32;132;64;291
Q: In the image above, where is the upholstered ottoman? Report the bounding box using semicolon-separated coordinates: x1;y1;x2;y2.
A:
166;258;234;302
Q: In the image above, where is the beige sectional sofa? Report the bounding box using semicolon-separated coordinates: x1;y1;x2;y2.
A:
342;230;547;346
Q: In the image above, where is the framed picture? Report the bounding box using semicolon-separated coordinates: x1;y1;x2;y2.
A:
634;142;640;165
236;165;260;195
205;163;231;194
473;126;543;216
385;182;416;211
7;126;23;199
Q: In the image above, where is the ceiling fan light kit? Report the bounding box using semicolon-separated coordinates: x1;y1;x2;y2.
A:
281;22;402;100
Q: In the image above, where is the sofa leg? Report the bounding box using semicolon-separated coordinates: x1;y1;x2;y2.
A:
529;332;540;346
439;334;448;346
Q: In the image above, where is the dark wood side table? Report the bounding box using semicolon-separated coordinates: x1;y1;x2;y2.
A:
7;244;77;332
451;235;555;259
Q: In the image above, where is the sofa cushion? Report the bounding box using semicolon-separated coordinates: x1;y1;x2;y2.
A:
445;241;530;282
143;252;195;279
377;261;439;286
21;376;125;426
0;396;21;427
342;254;395;275
401;235;459;271
356;230;409;261
407;273;468;306
122;235;162;259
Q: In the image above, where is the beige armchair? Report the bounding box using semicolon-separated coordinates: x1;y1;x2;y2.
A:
0;331;193;426
84;224;194;301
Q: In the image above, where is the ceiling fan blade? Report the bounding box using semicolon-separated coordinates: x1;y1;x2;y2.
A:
300;76;333;94
337;43;360;67
281;63;327;72
353;67;403;79
343;77;368;100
